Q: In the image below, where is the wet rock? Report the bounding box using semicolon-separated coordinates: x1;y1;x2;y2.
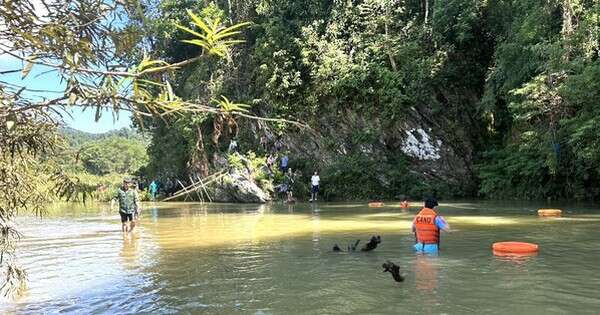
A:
213;162;271;203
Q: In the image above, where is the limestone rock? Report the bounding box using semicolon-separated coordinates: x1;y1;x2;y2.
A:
213;168;271;203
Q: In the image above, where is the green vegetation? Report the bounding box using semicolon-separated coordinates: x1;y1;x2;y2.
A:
1;0;251;297
48;128;151;202
78;136;148;176
1;0;598;298
134;0;599;201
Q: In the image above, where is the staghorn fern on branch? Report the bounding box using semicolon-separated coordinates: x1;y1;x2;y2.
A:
175;9;252;58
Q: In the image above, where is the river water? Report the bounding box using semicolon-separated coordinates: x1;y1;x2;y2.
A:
2;201;599;314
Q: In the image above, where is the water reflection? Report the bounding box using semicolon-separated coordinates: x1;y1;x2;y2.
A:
414;255;439;293
3;201;600;314
120;233;141;268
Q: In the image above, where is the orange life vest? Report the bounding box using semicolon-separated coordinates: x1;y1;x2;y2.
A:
414;208;440;244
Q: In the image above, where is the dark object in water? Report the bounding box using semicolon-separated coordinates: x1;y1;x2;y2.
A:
349;239;360;251
333;239;360;252
361;235;381;251
382;260;404;282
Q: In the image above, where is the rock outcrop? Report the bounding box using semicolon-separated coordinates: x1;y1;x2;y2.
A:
212;155;271;203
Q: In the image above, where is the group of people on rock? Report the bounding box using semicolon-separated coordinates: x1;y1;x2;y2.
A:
245;133;321;203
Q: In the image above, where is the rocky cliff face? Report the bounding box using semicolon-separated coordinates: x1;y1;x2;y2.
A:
249;106;476;198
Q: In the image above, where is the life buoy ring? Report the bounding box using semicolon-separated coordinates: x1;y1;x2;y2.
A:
538;209;562;217
492;242;538;256
368;202;384;208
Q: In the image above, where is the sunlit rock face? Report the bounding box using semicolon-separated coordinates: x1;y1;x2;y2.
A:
401;128;442;160
249;107;476;197
213;168;271;203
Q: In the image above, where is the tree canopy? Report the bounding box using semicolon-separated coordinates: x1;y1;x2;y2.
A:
1;0;252;297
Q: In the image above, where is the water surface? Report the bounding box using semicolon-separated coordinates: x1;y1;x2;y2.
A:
2;201;600;314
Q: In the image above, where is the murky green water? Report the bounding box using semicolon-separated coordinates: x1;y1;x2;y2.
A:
2;201;600;314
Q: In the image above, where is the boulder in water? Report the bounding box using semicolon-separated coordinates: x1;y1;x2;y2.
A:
213;168;271;203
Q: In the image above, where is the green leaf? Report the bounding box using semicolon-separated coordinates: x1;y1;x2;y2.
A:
174;24;208;41
186;10;211;35
181;39;211;50
217;22;252;36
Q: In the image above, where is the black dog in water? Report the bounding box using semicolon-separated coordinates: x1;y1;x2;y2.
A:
333;236;381;252
360;235;381;252
382;260;404;282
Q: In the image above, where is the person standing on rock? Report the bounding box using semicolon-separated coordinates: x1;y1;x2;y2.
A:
310;171;320;202
112;179;141;233
284;168;295;203
228;139;238;153
280;154;289;173
260;135;268;152
274;135;284;152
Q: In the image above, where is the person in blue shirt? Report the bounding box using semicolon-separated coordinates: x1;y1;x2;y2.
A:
280;154;289;173
149;180;158;201
412;198;450;254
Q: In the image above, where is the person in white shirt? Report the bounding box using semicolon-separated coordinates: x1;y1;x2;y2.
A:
228;139;238;153
310;171;320;202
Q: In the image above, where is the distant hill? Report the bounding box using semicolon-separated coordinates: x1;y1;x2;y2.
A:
59;127;149;147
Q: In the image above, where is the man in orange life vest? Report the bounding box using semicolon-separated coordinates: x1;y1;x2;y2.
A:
412;198;450;253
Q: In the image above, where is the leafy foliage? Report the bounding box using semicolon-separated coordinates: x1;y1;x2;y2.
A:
136;0;599;203
0;0;251;297
79;136;148;175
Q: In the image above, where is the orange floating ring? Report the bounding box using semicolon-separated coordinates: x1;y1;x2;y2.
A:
492;242;538;256
368;202;384;208
538;209;562;217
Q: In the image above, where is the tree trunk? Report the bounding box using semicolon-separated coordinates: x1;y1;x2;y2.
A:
424;0;430;24
384;21;398;72
384;5;397;72
191;126;210;178
561;0;575;60
227;0;234;24
561;0;573;36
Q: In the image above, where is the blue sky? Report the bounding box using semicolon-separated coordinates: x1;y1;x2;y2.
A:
1;55;131;134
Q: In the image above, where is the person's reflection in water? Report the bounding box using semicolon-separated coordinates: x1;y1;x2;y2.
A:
414;254;439;293
310;201;320;213
257;204;269;214
120;233;141;269
311;205;321;245
287;203;295;213
151;206;159;223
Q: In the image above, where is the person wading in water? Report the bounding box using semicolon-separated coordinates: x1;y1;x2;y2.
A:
412;198;450;254
112;179;141;233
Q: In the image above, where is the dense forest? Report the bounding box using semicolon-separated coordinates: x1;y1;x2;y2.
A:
44;128;150;201
126;0;599;200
